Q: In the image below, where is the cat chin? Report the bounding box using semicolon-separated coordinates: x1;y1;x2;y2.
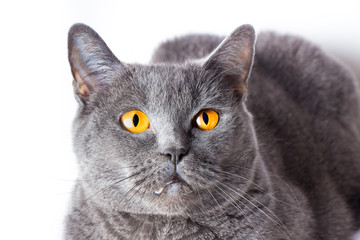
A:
130;199;189;216
154;173;193;195
151;184;194;215
155;182;186;196
100;185;196;216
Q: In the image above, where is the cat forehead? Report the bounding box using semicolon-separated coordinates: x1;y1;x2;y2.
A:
131;64;200;87
101;64;228;116
109;64;198;100
127;64;201;113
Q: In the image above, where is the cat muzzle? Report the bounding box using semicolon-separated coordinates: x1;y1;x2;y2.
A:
154;173;192;195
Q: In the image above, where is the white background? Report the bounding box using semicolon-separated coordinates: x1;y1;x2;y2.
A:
0;0;359;239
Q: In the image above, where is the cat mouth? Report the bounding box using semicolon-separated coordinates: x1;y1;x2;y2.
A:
154;173;193;195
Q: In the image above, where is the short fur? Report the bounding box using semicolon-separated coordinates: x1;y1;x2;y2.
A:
65;23;360;239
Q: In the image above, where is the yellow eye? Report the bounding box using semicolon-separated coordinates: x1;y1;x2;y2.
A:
195;109;219;130
120;110;149;133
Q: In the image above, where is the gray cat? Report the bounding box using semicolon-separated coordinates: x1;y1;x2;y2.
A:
65;23;360;239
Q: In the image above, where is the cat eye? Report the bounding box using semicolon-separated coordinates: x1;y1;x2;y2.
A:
120;110;149;133
195;109;219;130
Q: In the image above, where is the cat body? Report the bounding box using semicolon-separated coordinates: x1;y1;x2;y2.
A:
65;24;360;239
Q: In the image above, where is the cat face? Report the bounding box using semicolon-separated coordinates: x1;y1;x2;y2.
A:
68;24;256;216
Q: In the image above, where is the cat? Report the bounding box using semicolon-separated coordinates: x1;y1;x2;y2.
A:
65;23;360;240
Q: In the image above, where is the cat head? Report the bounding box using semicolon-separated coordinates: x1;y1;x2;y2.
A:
68;23;257;216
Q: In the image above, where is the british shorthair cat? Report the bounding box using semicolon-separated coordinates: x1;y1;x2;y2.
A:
65;23;360;239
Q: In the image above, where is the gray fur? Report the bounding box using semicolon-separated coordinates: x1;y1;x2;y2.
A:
65;23;360;239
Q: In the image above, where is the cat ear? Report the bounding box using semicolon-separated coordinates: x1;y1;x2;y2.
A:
68;23;123;102
203;24;255;95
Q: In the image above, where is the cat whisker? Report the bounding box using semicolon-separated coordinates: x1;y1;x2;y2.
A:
211;168;303;212
121;179;148;209
119;169;157;209
213;185;265;240
206;188;222;212
79;170;146;207
112;171;143;185
69;164;140;183
204;187;241;239
204;186;232;218
234;165;303;212
216;181;294;240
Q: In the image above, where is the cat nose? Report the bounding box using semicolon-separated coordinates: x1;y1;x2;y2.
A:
162;148;188;165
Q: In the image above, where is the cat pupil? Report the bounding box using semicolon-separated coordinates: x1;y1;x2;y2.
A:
133;114;139;127
203;112;209;125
